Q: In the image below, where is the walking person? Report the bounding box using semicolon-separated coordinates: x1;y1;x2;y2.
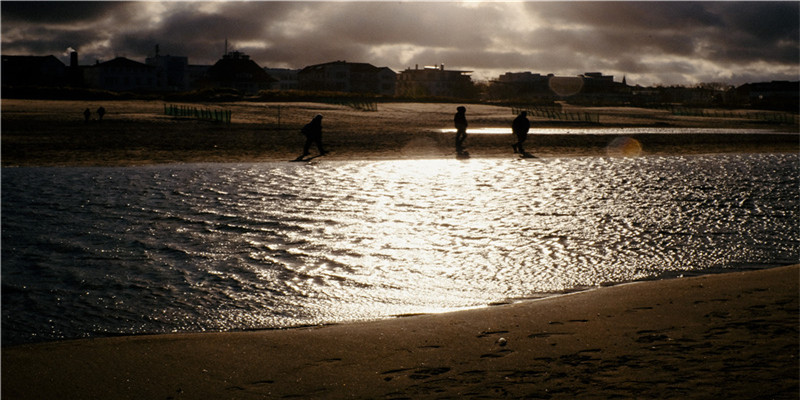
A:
83;108;91;123
297;114;327;160
96;106;106;121
511;111;531;156
454;106;468;156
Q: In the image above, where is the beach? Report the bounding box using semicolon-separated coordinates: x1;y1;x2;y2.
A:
2;264;797;399
2;99;798;398
2;99;798;166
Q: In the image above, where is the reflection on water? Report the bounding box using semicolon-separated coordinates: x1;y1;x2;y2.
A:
438;127;780;135
2;154;798;345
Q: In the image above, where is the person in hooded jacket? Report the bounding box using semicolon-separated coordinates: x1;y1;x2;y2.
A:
454;106;468;154
299;114;327;158
511;111;531;155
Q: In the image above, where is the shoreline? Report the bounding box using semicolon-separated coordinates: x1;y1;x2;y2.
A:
3;264;798;399
2;99;798;167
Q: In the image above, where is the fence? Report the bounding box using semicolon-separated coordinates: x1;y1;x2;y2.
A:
323;98;379;112
511;105;600;123
664;105;798;124
165;104;232;124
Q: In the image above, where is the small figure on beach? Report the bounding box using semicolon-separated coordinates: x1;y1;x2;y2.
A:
83;108;91;123
297;114;327;160
96;106;106;121
512;111;533;157
454;106;468;156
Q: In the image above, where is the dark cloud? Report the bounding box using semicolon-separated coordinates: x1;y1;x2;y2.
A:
1;1;797;86
719;2;798;43
1;1;131;24
533;2;725;31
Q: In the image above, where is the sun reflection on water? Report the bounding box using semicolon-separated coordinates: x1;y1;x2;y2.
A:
1;154;797;344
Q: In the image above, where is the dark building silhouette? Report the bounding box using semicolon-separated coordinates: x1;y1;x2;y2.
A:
298;61;396;95
264;67;300;90
200;51;276;94
735;81;799;111
489;71;630;105
66;51;85;87
396;64;475;98
146;45;190;91
1;55;66;87
83;57;159;92
572;72;631;105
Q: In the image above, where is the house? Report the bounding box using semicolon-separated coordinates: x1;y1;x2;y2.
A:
145;46;189;91
735;81;799;111
489;72;553;100
83;57;159;92
297;61;396;95
579;72;623;93
264;67;300;90
395;64;475;99
1;55;66;87
200;51;275;94
375;67;397;96
569;72;631;105
186;65;211;91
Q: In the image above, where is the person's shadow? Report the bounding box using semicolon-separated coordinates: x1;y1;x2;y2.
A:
292;153;325;162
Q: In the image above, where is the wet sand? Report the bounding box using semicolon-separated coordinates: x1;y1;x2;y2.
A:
2;264;797;399
2;99;798;166
2;100;798;398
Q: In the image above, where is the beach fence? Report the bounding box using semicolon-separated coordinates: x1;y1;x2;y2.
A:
663;105;799;125
511;105;600;123
323;97;379;112
165;104;232;124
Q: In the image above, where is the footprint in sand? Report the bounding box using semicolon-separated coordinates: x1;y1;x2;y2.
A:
480;348;514;358
380;366;451;381
476;330;509;338
225;380;275;393
528;332;571;339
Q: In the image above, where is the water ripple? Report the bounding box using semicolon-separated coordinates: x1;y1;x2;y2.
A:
2;154;798;345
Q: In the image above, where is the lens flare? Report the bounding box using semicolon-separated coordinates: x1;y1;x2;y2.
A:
548;76;584;97
606;136;642;157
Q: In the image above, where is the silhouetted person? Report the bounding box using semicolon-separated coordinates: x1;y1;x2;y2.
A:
96;106;106;121
512;111;531;155
454;106;468;155
299;114;327;159
83;108;91;123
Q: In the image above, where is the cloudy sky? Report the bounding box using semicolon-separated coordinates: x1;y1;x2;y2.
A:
2;1;798;86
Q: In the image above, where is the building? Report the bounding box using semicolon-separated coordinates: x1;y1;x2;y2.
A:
489;72;553;100
395;64;475;99
488;70;631;104
185;65;211;91
735;80;800;111
145;45;189;91
264;67;300;90
579;72;618;93
1;55;66;87
199;51;276;94
297;61;396;95
83;57;158;92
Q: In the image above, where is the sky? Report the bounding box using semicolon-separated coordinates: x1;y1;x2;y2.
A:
2;1;798;87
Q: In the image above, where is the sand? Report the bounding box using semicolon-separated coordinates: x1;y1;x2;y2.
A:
2;99;798;166
2;100;798;398
2;264;797;399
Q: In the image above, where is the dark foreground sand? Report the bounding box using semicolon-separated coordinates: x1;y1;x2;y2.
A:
3;265;797;399
2;99;798;166
3;100;798;398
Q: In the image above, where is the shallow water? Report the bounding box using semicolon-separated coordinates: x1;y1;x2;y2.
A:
2;153;798;345
439;127;780;135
